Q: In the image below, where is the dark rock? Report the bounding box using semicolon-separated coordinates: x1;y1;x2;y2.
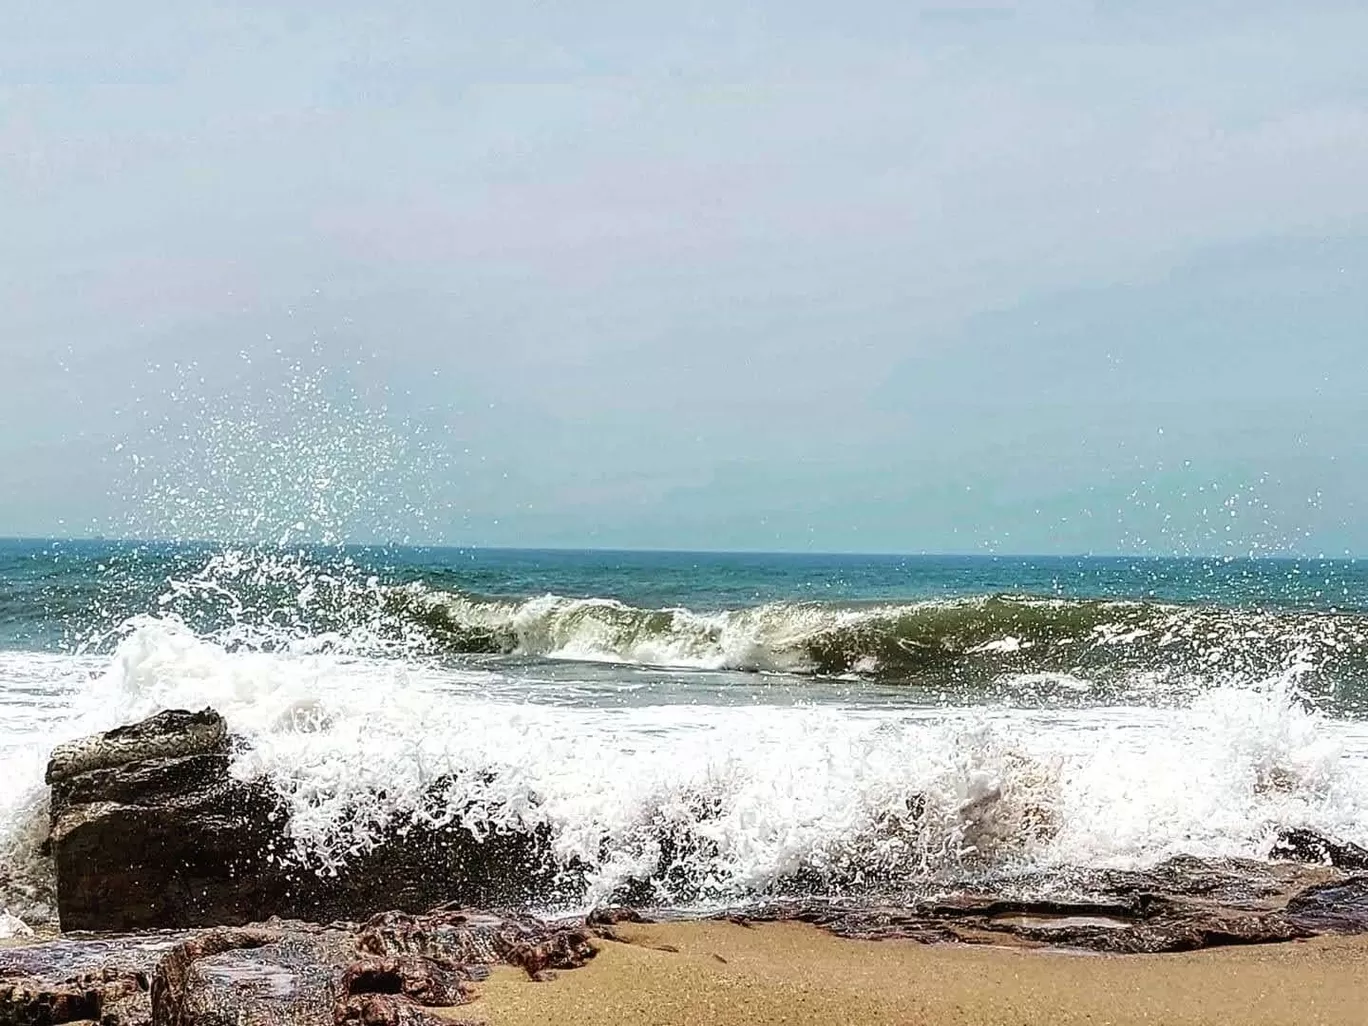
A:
730;854;1357;953
47;710;574;932
152;922;358;1026
0;912;589;1026
286;776;573;924
334;954;475;1026
48;709;292;933
1282;877;1368;934
332;993;450;1026
1271;828;1368;870
46;710;228;786
339;956;472;1006
586;906;648;926
0;931;188;1026
356;909;597;981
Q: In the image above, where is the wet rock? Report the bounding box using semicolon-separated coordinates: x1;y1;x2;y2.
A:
47;709;292;933
1271;828;1368;870
733;854;1355;953
357;909;597;981
0;931;188;1026
152;923;357;1026
0;911;589;1026
287;775;572;924
46;710;228;785
334;954;476;1026
586;906;648;927
1282;877;1368;934
46;710;576;931
332;993;450;1026
339;956;472;1006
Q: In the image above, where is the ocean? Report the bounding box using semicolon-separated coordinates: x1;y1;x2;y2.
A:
2;538;1367;925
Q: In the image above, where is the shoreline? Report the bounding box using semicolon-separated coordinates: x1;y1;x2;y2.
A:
6;915;1367;1025
6;705;1368;1024
468;919;1368;1026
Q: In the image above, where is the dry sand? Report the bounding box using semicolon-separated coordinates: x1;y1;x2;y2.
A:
461;920;1368;1026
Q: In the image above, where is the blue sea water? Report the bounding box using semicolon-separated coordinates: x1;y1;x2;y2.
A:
4;538;1366;651
1;537;1367;924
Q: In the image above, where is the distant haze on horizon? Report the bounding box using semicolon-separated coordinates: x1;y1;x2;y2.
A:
3;2;1366;556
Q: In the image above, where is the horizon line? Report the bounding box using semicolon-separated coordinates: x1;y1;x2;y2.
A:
0;534;1357;562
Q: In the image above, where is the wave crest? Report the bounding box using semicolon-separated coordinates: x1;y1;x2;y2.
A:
389;587;1367;696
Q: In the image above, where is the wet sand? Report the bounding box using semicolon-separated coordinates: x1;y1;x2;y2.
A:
463;920;1368;1026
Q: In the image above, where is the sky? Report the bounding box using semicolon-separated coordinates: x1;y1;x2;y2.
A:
2;1;1366;554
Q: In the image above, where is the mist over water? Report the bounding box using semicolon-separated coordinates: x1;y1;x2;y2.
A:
1;367;1366;926
109;356;447;548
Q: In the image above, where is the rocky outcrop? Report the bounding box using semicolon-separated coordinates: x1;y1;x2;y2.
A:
0;911;597;1026
0;929;189;1026
356;909;597;982
738;854;1367;953
45;710;569;932
1282;877;1368;934
152;922;358;1026
46;709;291;932
5;867;1366;1024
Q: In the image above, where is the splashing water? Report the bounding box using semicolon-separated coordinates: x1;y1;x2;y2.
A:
112;357;444;547
1;364;1366;924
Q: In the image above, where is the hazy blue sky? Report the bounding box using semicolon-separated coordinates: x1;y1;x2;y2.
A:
3;2;1366;553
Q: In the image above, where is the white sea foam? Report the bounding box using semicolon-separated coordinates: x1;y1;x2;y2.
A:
395;586;1366;689
3;617;1366;920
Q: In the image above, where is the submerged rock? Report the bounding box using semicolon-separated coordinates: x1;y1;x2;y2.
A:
45;709;570;932
1271;827;1368;870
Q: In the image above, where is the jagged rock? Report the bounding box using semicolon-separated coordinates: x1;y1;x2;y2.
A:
339;956;472;1006
2;876;1367;1026
0;912;586;1026
332;993;451;1026
1271;828;1368;870
46;710;228;785
732;854;1360;953
47;710;291;932
46;710;573;932
356;909;597;981
1282;877;1368;934
0;931;189;1026
333;954;477;1026
152;923;358;1026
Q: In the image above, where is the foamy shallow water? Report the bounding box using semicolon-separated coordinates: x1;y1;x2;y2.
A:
3;618;1366;925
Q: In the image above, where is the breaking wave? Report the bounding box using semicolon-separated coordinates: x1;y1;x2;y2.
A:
384;585;1368;702
4;546;1368;925
22;545;1368;707
2;614;1366;923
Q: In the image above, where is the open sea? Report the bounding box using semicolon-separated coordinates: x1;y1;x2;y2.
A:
3;538;1368;925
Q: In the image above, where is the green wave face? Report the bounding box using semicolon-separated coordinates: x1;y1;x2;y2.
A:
385;587;1368;706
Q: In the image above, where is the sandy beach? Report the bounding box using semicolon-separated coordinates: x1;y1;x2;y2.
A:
467;921;1368;1026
